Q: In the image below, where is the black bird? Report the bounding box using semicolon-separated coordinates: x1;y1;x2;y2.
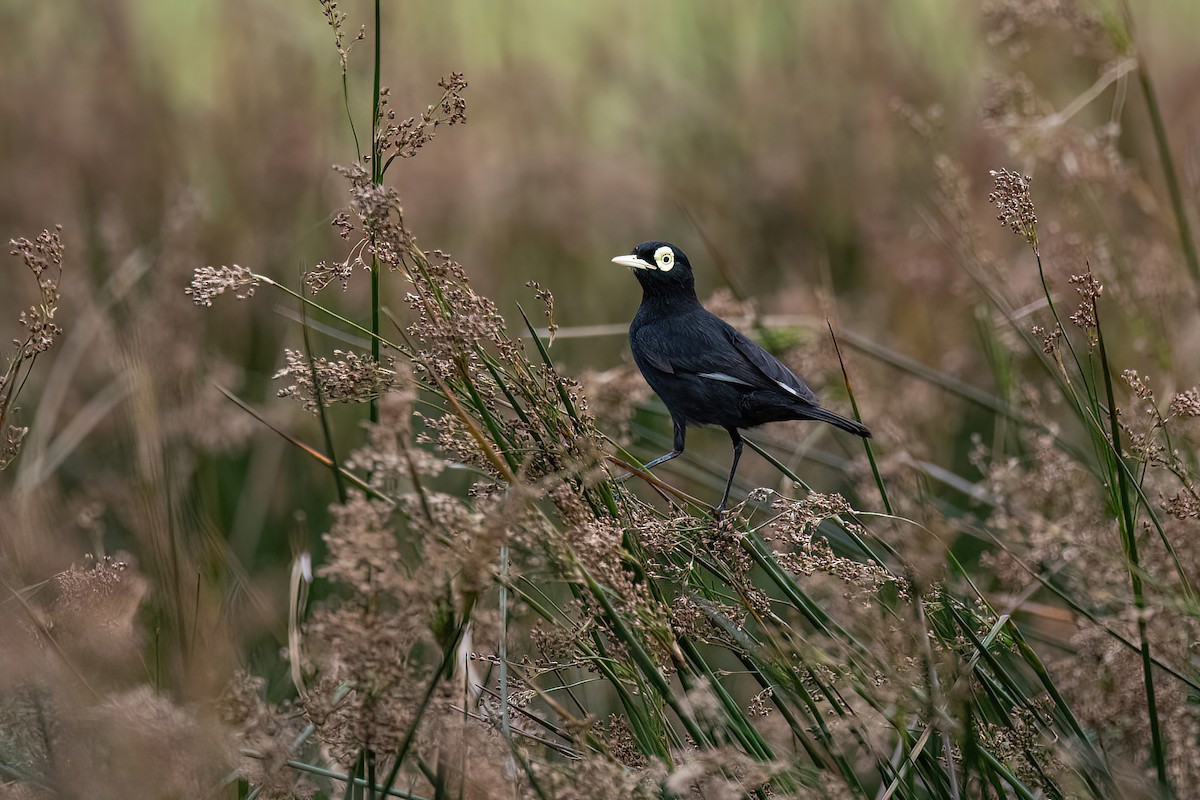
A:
612;241;871;511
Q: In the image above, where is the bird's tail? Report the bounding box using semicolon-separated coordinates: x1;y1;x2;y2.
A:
805;406;872;438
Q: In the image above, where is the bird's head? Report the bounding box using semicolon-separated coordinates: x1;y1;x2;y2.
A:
611;241;696;298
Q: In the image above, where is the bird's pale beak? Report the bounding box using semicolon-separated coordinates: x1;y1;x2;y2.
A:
611;254;656;271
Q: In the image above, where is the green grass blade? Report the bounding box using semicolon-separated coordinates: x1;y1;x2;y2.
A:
299;279;347;503
1094;298;1170;794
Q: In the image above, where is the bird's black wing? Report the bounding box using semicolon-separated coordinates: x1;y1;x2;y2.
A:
632;310;820;405
720;320;820;405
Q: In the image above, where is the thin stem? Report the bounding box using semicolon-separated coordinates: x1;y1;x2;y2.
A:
498;544;511;742
1132;38;1200;289
369;0;383;424
300;280;347;503
1095;299;1171;794
343;70;361;162
257;274;397;349
828;320;892;515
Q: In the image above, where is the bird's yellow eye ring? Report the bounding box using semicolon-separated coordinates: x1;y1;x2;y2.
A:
654;245;675;272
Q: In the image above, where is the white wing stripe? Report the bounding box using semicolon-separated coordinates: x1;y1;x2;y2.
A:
776;380;802;397
699;372;754;387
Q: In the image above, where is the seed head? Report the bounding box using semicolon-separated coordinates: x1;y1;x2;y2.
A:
988;168;1038;250
1068;272;1102;345
186;264;260;306
10;226;65;357
1031;323;1062;355
0;424;28;471
525;280;558;343
1169;388;1200;418
1122;370;1154;401
274;348;395;413
1161;492;1200;520
374;73;468;165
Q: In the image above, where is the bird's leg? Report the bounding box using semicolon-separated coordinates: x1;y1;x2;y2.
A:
625;422;685;475
617;421;685;481
716;427;744;512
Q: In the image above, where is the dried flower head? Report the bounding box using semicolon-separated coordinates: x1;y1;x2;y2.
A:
185;264;260;306
988;168;1038;250
1122;369;1154;401
220;671;318;800
345;385;447;496
274;348;395;412
300;78;467;296
305;211;375;294
747;687;774;717
758;491;906;599
48;555;150;672
1031;323;1062;355
332;161;408;271
0;424;28;471
374;73;468;166
1067;272;1102;345
318;0;365;74
9;226;65;358
525;280;558;343
2;226;65;477
9;226;64;280
1169;388;1200;418
304;259;354;294
1161;492;1200;520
